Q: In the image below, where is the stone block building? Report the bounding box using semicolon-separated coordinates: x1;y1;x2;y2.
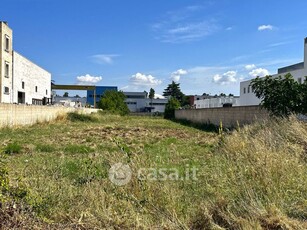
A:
0;21;51;105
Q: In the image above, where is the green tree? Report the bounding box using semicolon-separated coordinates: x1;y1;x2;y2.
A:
163;81;185;105
98;90;129;115
149;88;155;100
164;97;181;119
149;88;155;110
63;92;69;97
251;73;303;117
299;77;307;114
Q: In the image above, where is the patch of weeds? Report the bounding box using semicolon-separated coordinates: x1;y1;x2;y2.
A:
35;144;55;153
61;159;108;186
67;112;98;122
9;185;28;199
63;144;94;154
3;142;22;155
174;118;219;133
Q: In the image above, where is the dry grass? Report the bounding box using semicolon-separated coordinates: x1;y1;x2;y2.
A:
0;113;306;229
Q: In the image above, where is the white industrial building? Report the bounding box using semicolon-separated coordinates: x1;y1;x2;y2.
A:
240;37;307;106
194;96;240;109
124;91;168;113
53;96;87;107
0;21;51;105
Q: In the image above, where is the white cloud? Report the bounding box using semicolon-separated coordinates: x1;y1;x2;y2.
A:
162;21;219;43
90;54;119;64
154;93;165;99
130;73;162;87
249;68;270;77
245;64;256;70
152;5;219;43
258;25;274;31
213;70;238;85
171;69;188;82
76;74;102;85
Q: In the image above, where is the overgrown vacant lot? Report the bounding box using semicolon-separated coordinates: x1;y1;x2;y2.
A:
0;113;307;229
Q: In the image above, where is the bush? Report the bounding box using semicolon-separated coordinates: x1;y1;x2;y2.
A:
164;97;181;119
98;90;130;116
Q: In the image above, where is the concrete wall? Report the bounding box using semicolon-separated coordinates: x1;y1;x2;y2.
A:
175;106;268;127
13;51;51;104
0;103;99;128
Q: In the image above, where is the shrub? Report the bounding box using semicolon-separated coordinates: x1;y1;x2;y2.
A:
164;97;181;119
98;90;130;116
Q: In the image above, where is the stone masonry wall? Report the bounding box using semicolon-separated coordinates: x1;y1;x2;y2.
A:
175;105;269;127
0;103;99;128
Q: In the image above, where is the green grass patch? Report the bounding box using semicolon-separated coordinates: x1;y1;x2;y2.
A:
1;115;306;229
63;144;94;154
3;142;22;155
67;112;98;122
35;144;55;153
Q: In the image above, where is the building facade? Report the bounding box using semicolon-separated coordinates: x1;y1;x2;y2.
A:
87;86;118;106
194;96;240;109
124;91;168;113
240;37;307;106
0;21;13;103
0;21;51;105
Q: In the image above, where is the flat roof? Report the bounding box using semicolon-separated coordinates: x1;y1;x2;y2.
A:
51;85;96;90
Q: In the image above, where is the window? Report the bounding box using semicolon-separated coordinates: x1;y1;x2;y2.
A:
248;86;250;93
5;35;9;52
4;87;9;94
243;87;246;94
22;81;25;89
298;78;302;84
46;89;48;95
35;86;38;92
5;62;9;77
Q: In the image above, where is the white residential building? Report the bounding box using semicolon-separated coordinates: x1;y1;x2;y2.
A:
240;37;307;106
0;21;51;105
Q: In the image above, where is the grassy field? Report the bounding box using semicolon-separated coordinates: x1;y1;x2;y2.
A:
0;113;307;229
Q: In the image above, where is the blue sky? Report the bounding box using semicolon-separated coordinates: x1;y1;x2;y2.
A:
1;0;307;97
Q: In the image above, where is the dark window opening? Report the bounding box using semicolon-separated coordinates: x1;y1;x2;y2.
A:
5;36;9;51
4;87;9;94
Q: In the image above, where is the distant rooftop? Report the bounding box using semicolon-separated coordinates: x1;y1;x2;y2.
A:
278;62;304;74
